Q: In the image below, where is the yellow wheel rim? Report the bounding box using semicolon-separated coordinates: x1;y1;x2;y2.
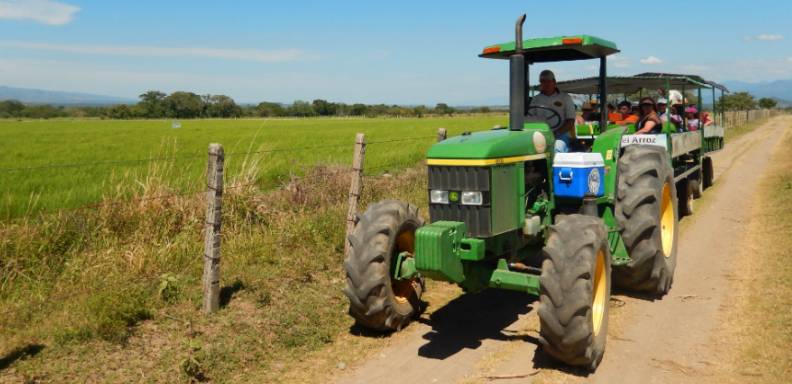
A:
660;183;675;257
592;249;607;336
392;230;417;304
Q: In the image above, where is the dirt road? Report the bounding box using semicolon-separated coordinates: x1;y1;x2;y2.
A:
333;116;791;384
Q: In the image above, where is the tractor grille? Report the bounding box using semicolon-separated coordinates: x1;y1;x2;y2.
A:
428;165;491;237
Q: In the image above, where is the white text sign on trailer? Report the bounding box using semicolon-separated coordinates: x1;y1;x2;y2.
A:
620;134;668;149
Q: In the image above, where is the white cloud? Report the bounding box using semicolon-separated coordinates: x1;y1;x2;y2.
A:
787;57;792;62
608;54;630;68
0;41;307;63
640;56;663;65
0;0;79;26
745;34;784;41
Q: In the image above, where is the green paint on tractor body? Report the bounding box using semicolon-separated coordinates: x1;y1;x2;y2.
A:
394;31;718;296
426;124;552;159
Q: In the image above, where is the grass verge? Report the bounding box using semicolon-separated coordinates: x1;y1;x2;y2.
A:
720;128;792;382
724;117;770;141
0;155;440;382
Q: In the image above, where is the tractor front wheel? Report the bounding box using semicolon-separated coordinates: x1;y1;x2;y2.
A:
538;214;611;370
343;200;424;331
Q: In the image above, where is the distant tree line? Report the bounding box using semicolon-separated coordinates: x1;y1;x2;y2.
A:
0;90;498;119
717;92;778;111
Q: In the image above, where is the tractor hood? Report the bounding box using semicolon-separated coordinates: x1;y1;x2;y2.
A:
427;123;553;160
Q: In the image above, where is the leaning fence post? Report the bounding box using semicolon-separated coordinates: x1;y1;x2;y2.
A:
437;127;447;142
345;133;366;258
203;143;224;314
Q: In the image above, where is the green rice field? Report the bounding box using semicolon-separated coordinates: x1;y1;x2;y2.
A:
0;115;506;218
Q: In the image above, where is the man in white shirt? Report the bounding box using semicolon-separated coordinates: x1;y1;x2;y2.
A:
528;70;576;152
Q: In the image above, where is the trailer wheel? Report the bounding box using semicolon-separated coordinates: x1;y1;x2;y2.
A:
702;156;714;189
538;214;611;370
677;180;694;217
343;200;424;331
690;172;703;199
614;145;678;295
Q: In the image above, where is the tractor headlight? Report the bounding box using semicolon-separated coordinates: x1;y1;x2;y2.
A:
461;191;483;206
430;190;449;204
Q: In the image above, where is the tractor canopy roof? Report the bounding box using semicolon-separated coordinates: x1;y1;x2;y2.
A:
479;35;619;62
548;73;728;95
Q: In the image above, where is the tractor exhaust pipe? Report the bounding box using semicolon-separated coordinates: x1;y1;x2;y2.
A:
509;14;527;131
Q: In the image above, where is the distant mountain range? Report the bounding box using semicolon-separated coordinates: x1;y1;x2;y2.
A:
0;86;134;106
721;79;792;106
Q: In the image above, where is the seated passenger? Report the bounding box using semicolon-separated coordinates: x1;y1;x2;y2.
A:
636;97;662;134
576;101;596;124
656;97;668;123
669;103;684;132
685;107;700;131
614;101;638;125
607;103;621;123
702;111;713;126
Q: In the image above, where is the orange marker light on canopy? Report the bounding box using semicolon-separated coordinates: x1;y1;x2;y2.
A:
482;46;501;54
562;37;583;45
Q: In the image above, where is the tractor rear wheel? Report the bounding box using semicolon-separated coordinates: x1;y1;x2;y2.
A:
538;214;611;370
343;200;424;331
702;156;714;189
614;145;679;295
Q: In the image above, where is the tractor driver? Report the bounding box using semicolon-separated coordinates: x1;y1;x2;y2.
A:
528;70;576;152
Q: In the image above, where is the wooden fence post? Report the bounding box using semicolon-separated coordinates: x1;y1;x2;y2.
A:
437;128;447;142
345;134;366;258
203;143;224;314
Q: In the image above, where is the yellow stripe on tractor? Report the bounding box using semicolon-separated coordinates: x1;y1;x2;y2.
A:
426;153;547;167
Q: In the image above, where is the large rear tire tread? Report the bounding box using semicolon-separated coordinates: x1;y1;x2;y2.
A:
343;200;423;331
614;145;679;295
538;214;611;370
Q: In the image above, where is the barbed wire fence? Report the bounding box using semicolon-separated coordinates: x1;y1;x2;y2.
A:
2;107;783;313
0;129;442;314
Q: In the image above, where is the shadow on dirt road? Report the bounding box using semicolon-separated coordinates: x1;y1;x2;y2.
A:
415;289;537;360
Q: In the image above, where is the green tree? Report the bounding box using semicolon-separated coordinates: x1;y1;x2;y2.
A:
312;99;336;116
165;92;204;118
349;103;368;116
256;102;285;117
138;90;167;118
288;100;315;117
758;97;777;109
718;92;757;111
22;104;64;119
205;95;241;118
0;99;25;117
108;104;133;119
433;103;455;115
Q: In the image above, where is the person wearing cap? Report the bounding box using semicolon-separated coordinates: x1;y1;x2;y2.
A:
685;106;700;131
656;97;668;123
529;69;576;152
636;97;662;134
614;100;638;125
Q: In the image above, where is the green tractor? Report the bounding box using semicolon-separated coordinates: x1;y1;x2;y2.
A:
343;15;700;369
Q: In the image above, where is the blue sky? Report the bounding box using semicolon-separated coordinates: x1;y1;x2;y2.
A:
1;0;790;104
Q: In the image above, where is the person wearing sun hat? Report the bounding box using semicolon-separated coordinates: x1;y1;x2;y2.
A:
636;97;662;134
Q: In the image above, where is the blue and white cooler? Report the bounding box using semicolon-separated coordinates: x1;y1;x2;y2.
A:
552;152;605;198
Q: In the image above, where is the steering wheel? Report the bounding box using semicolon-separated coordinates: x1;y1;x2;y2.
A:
526;106;563;131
